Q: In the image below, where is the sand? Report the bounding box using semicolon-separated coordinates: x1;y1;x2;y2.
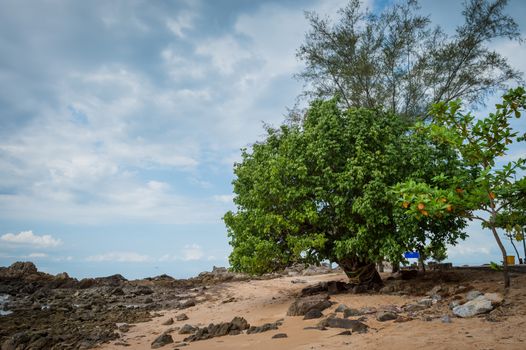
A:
98;271;526;350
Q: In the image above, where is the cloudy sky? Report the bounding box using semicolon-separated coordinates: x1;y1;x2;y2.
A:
1;0;525;279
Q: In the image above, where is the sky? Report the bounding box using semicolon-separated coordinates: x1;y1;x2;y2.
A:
1;0;525;280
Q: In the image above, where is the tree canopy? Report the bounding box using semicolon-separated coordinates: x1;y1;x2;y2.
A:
224;100;466;286
297;0;523;119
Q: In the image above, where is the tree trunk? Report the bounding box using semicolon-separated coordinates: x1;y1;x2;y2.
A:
392;261;400;273
491;226;510;288
418;254;426;274
510;237;521;262
338;257;383;289
522;227;526;264
377;258;384;273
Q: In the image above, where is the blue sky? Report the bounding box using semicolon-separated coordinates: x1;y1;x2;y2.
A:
1;0;525;279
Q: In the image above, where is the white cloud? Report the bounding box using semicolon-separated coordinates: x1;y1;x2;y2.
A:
158;244;205;262
196;36;253;75
1;231;62;248
213;194;234;203
166;11;196;38
86;251;151;262
182;244;204;261
28;253;48;258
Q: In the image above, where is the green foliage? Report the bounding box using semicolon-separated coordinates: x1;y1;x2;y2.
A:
490;261;503;271
225;99;465;274
298;0;523;119
395;87;526;287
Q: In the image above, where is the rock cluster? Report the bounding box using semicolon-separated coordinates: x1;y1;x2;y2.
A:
181;317;284;343
0;262;210;349
287;295;333;316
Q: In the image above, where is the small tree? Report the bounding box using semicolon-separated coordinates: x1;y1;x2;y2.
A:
395;87;526;288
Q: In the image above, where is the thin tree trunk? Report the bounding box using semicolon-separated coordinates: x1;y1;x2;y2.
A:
522;227;526;264
510;236;520;262
418;254;426;274
491;226;510;288
377;258;384;273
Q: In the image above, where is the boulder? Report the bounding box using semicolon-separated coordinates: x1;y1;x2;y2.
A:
376;311;398;322
287;296;332;316
303;309;323;320
246;321;281;334
343;308;362;318
151;334;173;349
162;318;174;326
179;324;197;334
318;317;368;333
452;296;493;318
180;300;196;309
176;313;189;321
272;333;288;339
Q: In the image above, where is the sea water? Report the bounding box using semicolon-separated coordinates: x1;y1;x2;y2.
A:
0;294;13;316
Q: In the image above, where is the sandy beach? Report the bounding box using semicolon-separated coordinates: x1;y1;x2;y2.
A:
99;269;526;350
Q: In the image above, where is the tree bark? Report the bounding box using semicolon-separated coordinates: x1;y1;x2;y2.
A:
491;226;510;288
338;257;383;289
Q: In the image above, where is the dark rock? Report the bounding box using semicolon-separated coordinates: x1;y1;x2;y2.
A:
179;324;197;334
358;307;377;314
272;333;288;339
404;303;428;312
335;304;349;313
151;334;173;349
176;313;189;321
247;321;281;334
303;309;323;320
180;300;196;309
300;282;328;296
287;296;332;316
95;274;127;286
343;308;362;318
352;285;368;294
183;317;251;342
162;318;174;325
336;330;352;336
327;281;351;294
376;311;398;322
394;315;412;323
400;270;418;280
112;287;125;296
118;324;131;332
318;318;368;333
230;316;250;331
134;286;154;295
8;262;38;275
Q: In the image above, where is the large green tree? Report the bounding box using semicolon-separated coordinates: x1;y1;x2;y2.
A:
224;99;466;286
298;0;522;119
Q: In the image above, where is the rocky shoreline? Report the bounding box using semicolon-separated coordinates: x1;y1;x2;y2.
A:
0;262;333;349
2;262;525;349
